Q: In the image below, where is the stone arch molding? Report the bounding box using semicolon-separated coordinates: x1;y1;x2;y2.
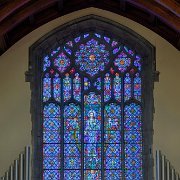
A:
27;15;156;180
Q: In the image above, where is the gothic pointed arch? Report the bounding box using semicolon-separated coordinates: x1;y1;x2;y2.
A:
27;15;156;180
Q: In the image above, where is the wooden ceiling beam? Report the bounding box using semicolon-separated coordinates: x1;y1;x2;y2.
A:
0;0;31;22
127;0;180;31
0;0;58;36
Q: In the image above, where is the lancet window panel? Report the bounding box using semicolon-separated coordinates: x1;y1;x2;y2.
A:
41;32;144;180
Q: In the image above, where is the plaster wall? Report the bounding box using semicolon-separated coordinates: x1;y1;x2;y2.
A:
0;8;179;176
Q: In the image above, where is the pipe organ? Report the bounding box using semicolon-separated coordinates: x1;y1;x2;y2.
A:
1;146;31;180
156;150;180;180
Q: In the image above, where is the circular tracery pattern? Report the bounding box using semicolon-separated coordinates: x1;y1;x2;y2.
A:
54;52;70;73
114;52;131;72
75;39;109;76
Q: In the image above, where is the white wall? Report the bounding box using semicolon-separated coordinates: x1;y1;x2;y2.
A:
0;8;179;176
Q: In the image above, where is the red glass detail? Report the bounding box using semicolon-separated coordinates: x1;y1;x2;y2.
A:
70;68;75;74
110;67;114;74
130;68;135;74
50;69;54;74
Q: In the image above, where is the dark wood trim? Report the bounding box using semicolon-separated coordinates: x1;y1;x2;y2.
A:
0;0;179;56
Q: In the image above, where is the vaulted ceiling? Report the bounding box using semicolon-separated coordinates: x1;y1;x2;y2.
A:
0;0;179;55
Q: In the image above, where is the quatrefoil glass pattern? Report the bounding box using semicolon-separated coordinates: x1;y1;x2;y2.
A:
75;39;109;76
42;32;143;179
114;51;131;72
54;52;70;73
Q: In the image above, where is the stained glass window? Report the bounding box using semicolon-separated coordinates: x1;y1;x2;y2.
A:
42;32;143;179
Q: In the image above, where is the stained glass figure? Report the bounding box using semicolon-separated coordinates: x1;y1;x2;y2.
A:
104;103;121;178
75;39;109;76
53;73;61;102
113;73;121;102
134;73;141;101
84;93;101;172
64;104;81;178
73;73;81;102
43;73;51;102
104;73;111;102
124;73;131;101
114;51;131;72
42;32;144;180
63;73;72;102
54;52;70;73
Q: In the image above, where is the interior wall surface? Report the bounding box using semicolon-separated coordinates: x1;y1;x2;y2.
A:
0;8;179;176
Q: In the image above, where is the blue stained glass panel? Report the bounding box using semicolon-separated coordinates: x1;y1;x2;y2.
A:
134;55;141;71
104;73;111;102
125;156;142;169
105;157;121;169
43;76;51;102
43;130;60;143
84;77;90;90
64;144;81;156
43;56;51;72
134;73;141;101
43;156;60;169
104;131;121;143
94;77;101;90
124;73;131;101
125;170;143;180
125;144;142;157
63;73;72;102
113;73;121;102
43;118;60;131
104;103;121;130
64;157;81;169
43;144;60;157
43;170;60;180
73;73;81;102
43;103;60;118
105;144;121;156
64;170;81;180
84;170;101;179
53;75;61;102
105;170;122;179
